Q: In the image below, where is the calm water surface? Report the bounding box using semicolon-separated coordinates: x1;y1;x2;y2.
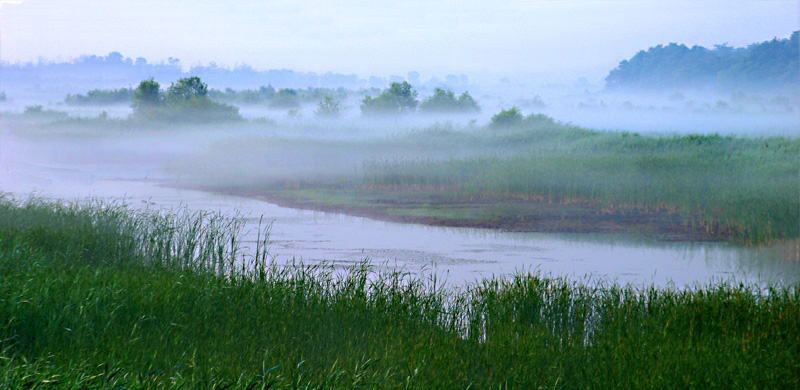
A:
2;167;796;287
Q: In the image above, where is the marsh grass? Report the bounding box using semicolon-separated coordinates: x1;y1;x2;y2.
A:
355;131;800;244
162;120;799;244
0;196;798;388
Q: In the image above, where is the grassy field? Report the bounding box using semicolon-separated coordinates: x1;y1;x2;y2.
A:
178;119;799;244
0;196;798;388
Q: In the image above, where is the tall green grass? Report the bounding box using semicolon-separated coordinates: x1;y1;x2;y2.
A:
0;196;797;388
172;121;798;244
357;131;799;244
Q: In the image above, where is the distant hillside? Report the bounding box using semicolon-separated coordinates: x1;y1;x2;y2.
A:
605;31;798;92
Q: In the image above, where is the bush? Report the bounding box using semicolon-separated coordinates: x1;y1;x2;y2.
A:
419;88;480;113
65;88;133;105
269;89;300;109
315;95;344;118
524;113;557;127
131;77;241;122
22;105;68;120
131;78;163;120
361;81;418;116
489;107;524;128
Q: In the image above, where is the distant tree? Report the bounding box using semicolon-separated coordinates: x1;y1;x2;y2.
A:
524;95;546;109
166;76;208;104
65;88;133;105
490;107;524;128
456;91;480;112
131;76;240;122
360;81;418;115
131;78;163;118
270;89;300;109
259;85;276;99
315;95;344;118
523;113;557;128
407;71;420;84
0;91;6;102
445;74;459;86
419;88;480;113
606;31;799;91
24;105;43;114
105;51;124;64
22;105;68;120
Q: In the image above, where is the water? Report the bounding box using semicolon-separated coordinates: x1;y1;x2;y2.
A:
1;122;796;287
1;169;796;287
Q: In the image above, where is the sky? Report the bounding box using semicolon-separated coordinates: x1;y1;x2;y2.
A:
0;0;797;81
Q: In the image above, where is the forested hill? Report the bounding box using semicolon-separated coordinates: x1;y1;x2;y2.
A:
605;31;798;92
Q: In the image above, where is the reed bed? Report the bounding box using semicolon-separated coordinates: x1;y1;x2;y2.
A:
356;131;799;244
180;122;798;244
0;196;797;388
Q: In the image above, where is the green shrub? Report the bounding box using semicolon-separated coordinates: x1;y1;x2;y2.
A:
131;77;241;122
65;88;133;105
315;95;344;118
489;106;524;128
419;88;480;113
22;105;68;120
269;88;300;109
361;81;418;116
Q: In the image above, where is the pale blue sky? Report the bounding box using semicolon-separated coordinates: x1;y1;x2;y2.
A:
1;0;797;80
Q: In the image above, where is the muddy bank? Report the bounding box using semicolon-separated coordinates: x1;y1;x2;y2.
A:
177;184;724;243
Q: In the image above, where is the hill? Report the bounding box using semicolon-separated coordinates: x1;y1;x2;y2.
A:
606;31;798;92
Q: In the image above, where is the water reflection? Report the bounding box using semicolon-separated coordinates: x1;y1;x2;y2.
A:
2;173;796;287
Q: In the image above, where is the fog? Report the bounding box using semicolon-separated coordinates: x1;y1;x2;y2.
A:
0;1;797;286
2;1;796;78
3;81;797;137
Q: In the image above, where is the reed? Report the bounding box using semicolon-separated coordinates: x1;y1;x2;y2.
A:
0;196;797;388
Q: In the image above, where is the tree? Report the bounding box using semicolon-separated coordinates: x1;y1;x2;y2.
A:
360;81;418;115
315;95;344;118
456;91;480;112
131;78;163;119
166;76;208;104
131;76;241;122
419;88;480;113
133;78;162;107
605;31;799;91
269;89;300;109
490;107;524;128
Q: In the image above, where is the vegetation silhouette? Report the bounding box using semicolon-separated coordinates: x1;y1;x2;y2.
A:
131;77;241;122
361;81;419;116
419;88;480;113
606;31;799;91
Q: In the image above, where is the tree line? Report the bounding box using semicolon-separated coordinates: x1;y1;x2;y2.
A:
606;31;798;92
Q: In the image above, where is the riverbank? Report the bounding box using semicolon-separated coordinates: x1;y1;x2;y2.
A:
196;185;722;242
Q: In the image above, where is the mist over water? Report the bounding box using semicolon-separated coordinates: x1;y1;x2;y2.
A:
1;91;798;287
1;4;799;386
1;22;798;287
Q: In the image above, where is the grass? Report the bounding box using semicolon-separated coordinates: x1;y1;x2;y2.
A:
0;195;798;388
179;121;799;244
357;134;799;243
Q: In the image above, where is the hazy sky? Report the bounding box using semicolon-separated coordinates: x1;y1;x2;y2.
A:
1;0;797;80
